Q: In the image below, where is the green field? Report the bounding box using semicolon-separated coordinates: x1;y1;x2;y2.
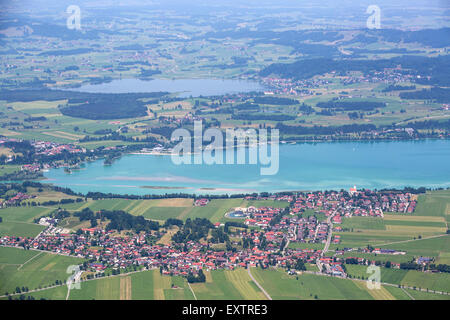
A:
68;270;194;300
341;217;386;230
344;264;450;294
0;246;83;295
414;190;450;220
0;221;44;238
251;268;376;300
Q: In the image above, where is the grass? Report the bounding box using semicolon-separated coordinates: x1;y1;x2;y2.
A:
0;246;40;264
224;268;267;300
401;270;450;293
0;247;83;295
142;207;187;221
345;264;408;285
251;268;374;300
414;190;450;217
0;221;45;238
341;217;386;230
190;269;244;300
0;206;54;223
404;288;450;300
380;234;450;259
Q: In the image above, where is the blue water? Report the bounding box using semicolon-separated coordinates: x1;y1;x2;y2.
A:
44;140;450;195
69;78;266;97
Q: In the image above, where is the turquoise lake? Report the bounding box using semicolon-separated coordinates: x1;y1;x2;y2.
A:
44;140;450;195
70;78;266;97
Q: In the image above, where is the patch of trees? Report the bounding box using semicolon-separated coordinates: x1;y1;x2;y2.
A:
187;269;206;283
348;112;363;120
345;258;359;264
253;96;298;105
429;264;450;273
316;100;386;111
224;221;247;233
114;44;146;51
295;258;306;271
0;89;167;103
399;262;421;270
63;66;80;71
260;55;450;87
403;119;450;131
382;85;416;92
99;210;160;233
210;227;229;243
234;102;261;111
164;218;183;228
60;98;147;120
171;218;214;243
276;123;377;136
298;103;314;115
399;87;450;103
39;198;83;206
232;113;296;121
74;208;96;221
139;69;162;78
269;207;290;226
38;48;93;56
24;116;47;122
374;28;450;48
150;126;178;139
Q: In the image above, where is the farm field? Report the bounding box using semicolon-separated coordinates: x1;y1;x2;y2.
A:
344;264;450;294
68;270;194;300
250;268;376;300
189;269;265;300
413;190;450;221
0;221;44;238
0;246;83;295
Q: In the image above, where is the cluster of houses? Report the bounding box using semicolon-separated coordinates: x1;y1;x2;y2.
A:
194;198;209;207
289;189;417;217
32;141;85;156
0;188;423;280
0;192;34;207
21;164;40;172
244;207;283;228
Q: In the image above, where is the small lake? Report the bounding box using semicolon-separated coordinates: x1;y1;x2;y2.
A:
44;140;450;196
69;78;266;97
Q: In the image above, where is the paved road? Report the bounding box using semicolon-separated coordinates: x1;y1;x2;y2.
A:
247;267;272;300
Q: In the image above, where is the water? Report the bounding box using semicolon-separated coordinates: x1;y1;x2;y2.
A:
69;78;266;97
44;140;450;195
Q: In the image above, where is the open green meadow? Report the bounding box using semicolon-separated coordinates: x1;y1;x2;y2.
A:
344;264;450;294
0;246;83;295
68;270;193;300
414;190;450;221
190;268;266;300
251;268;375;300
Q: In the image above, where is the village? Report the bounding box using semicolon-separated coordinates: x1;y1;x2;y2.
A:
0;188;423;282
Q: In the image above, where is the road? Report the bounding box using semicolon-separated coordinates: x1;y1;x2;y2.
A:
247;266;272;300
317;211;336;272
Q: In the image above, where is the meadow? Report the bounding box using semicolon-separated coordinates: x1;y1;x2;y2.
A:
190;269;266;300
344;264;450;294
0;246;83;295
